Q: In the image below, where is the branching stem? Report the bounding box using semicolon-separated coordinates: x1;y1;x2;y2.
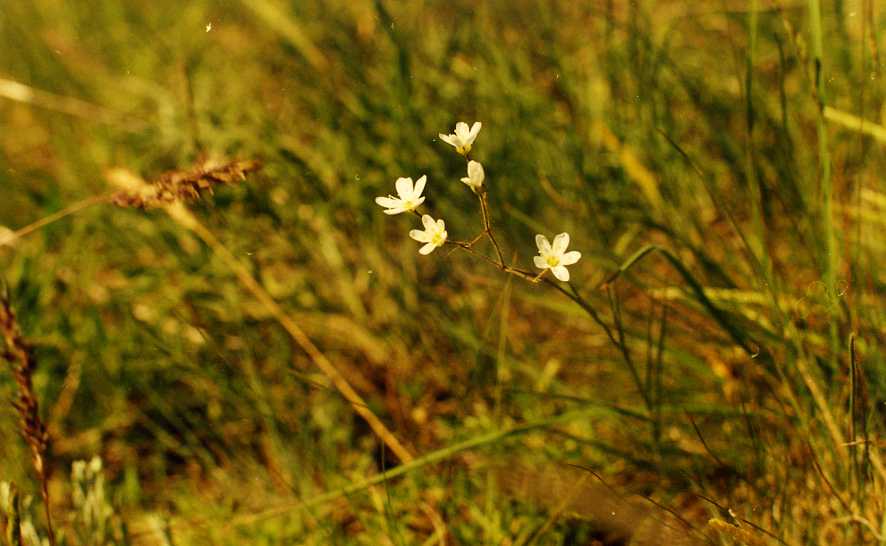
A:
477;191;506;266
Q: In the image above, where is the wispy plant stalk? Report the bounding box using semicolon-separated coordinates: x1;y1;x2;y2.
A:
0;295;56;546
808;0;839;364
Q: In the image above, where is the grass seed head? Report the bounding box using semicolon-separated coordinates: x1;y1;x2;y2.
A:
110;158;262;209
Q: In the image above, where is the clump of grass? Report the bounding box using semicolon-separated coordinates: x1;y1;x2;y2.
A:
0;294;55;546
0;1;883;544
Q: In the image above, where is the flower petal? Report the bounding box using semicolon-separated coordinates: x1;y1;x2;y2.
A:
439;133;456;146
468;121;482;141
552;265;570;282
409;229;430;243
419;242;437;255
535;234;552;254
383;207;404;215
533;255;548;269
395;177;413;198
560;250;581;266
412;175;427;197
467;160;484;185
552;232;570;255
455;122;469;139
421;214;436;231
375;196;400;208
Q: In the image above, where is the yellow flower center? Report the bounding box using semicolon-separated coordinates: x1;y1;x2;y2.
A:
546;255;560;267
431;232;445;246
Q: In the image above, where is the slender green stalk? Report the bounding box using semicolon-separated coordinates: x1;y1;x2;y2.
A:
606;285;651;413
808;0;838;364
603;244;758;356
745;0;771;281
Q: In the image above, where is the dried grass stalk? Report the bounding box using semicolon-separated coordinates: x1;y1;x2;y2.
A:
0;296;55;546
110;159;262;209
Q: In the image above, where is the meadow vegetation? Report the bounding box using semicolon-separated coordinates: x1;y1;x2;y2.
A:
0;1;884;544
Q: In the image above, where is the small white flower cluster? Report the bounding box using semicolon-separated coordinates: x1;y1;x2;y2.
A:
376;121;581;281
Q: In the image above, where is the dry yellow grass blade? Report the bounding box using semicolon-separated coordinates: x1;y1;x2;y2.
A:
0;194;113;250
0;77;119;123
824;106;886;144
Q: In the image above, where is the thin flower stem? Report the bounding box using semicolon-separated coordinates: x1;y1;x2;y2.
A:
547;280;621;351
443;233;484;259
449;193;621;349
467;233;484;248
478;192;506;266
447;155;621;359
445;240;538;282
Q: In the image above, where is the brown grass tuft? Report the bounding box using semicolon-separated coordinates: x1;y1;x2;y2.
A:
0;294;56;546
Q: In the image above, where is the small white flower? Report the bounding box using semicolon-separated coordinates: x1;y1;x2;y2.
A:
375;175;427;215
409;214;448;255
439;121;482;155
461;160;485;192
533;233;581;281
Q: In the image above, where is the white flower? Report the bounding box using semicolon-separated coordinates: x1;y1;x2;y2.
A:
439;121;482;155
461;160;485;192
533;233;581;281
375;175;427;215
409;214;448;255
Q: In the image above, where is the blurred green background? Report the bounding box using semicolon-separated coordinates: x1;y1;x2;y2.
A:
1;1;884;544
